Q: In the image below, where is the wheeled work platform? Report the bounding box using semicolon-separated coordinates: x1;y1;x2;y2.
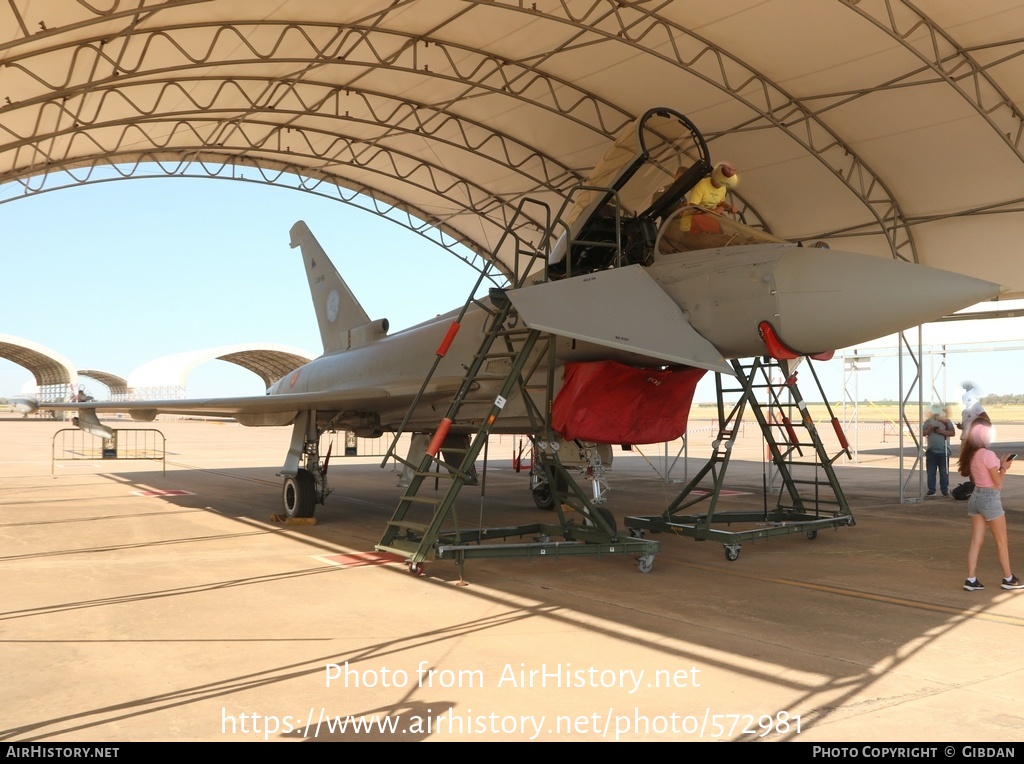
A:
625;357;856;560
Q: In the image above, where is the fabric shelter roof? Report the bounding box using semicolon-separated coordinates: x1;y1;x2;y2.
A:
0;333;77;389
78;370;129;398
128;344;314;392
2;2;1024;293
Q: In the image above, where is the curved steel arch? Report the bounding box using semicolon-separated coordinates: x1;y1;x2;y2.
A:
473;0;918;262
19;7;908;251
5;0;1024;280
78;369;129;399
846;1;1024;169
0;333;78;398
0;112;555;264
0;75;582;205
0;0;202;47
128;343;315;394
0;166;506;285
1;20;634;136
0;150;523;278
0;14;780;245
0;18;627;263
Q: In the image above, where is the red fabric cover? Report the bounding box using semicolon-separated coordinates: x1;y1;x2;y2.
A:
689;211;722;234
551;361;707;444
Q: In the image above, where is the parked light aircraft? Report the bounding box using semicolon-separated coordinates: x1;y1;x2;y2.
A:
22;108;1002;519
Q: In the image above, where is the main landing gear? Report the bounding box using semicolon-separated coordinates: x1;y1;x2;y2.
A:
280;411;332;519
531;479;554;510
282;469;318;518
529;439;610;510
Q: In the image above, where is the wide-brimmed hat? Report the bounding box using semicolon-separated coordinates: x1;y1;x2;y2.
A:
712;162;739;189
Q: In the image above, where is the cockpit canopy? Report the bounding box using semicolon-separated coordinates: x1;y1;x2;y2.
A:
545;106;785;280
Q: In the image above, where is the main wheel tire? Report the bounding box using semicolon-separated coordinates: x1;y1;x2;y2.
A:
595;506;617;533
283;469;316;518
531;482;554;510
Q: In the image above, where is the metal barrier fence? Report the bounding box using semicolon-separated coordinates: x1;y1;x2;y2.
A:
52;428;166;475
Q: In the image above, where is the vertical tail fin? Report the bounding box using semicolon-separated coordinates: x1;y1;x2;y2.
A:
290;221;372;354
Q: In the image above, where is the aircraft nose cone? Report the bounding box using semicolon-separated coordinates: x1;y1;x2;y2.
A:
771;249;1002;354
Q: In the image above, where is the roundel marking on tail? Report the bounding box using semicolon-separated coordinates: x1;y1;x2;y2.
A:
326;290;340;322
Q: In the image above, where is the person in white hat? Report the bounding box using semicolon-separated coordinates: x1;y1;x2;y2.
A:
958;381;988;444
922;403;955;496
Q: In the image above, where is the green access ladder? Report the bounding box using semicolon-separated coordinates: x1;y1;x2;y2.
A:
375;191;660;574
626;356;855;561
375;294;658;575
375;296;545;570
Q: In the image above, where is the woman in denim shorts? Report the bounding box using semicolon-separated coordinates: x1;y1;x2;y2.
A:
957;421;1023;591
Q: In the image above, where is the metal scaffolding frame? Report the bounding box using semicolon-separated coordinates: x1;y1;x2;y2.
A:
842;333;1024;503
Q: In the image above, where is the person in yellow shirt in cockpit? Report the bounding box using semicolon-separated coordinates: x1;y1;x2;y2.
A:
685;161;739;215
657;161;741;253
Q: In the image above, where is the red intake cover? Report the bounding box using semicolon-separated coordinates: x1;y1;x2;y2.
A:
551;361;706;444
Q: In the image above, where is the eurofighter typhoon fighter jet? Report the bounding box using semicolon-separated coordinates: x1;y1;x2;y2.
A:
23;108;1002;523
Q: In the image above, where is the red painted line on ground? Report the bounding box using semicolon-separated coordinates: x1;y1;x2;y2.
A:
325;552;406;567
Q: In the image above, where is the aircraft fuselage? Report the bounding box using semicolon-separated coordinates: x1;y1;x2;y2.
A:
266;238;999;438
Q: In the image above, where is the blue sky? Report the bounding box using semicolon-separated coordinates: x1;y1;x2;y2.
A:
2;176;1024;408
0;177;486;398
